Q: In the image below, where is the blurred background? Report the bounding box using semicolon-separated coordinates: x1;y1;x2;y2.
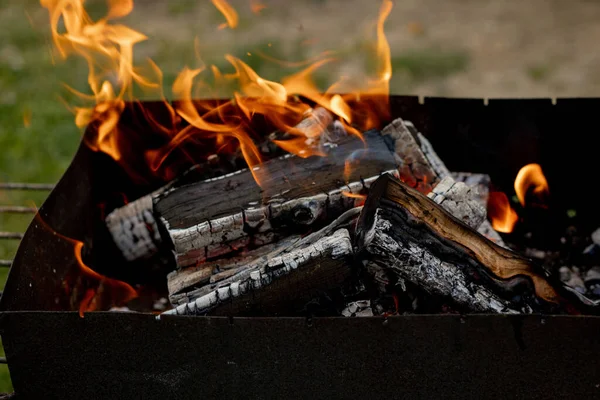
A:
3;0;600;392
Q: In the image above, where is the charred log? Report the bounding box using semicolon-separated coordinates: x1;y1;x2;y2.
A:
105;108;336;263
356;174;567;313
163;228;354;316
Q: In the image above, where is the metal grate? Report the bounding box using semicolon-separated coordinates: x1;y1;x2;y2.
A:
0;183;54;268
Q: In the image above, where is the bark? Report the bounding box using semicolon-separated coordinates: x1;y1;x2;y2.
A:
356;174;565;313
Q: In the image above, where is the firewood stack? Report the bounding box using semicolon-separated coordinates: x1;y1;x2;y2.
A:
105;109;596;317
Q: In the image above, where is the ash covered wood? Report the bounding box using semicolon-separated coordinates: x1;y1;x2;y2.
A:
355;174;562;313
101;111;595;317
163;228;354;316
159;129;395;268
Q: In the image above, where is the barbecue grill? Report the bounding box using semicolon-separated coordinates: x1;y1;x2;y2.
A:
1;96;600;399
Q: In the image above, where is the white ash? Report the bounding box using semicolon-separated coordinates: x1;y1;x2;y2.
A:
105;194;162;261
559;266;586;294
450;172;490;208
365;212;522;314
427;176;486;230
341;300;374;317
162;229;353;316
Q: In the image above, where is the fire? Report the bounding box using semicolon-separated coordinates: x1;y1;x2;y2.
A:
211;0;239;29
250;0;267;14
514;163;549;207
41;0;394;187
40;0;162;166
487;191;519;233
71;240;137;317
341;191;367;206
33;213;137;315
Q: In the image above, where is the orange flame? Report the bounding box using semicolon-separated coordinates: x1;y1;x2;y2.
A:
72;240;138;317
33;212;137;315
487;191;519;233
23;108;32;127
250;0;267;14
42;0;395;187
40;0;163;165
342;191;367;207
514;163;549;207
211;0;239;29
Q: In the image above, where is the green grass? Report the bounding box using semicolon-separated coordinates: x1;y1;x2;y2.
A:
391;48;469;81
527;64;552;82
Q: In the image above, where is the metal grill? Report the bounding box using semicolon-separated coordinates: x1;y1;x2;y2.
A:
0;183;54;268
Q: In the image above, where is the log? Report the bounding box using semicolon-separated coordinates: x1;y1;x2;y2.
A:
160;129;396;268
162;228;354;316
356;174;566;313
167;207;363;307
105;107;336;262
166;235;302;305
158;117;456;270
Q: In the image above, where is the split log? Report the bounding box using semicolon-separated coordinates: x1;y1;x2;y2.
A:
356;173;565;313
167;207;362;308
163;228;354;316
166;235;302;305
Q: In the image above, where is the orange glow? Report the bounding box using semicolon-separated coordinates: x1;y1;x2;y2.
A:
250;0;267;14
487;192;519;233
71;240;137;317
342;191;367;207
23;108;31;127
211;0;239;29
514;163;549;207
33;211;137;315
43;0;395;187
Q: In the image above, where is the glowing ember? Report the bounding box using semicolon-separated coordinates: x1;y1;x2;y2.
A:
41;0;394;186
514;163;549;207
487;191;518;233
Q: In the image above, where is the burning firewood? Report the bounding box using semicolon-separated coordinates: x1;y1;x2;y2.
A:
106;113;545;316
355;174;566;313
106;117;453;269
164;173;587;316
105;107;337;264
